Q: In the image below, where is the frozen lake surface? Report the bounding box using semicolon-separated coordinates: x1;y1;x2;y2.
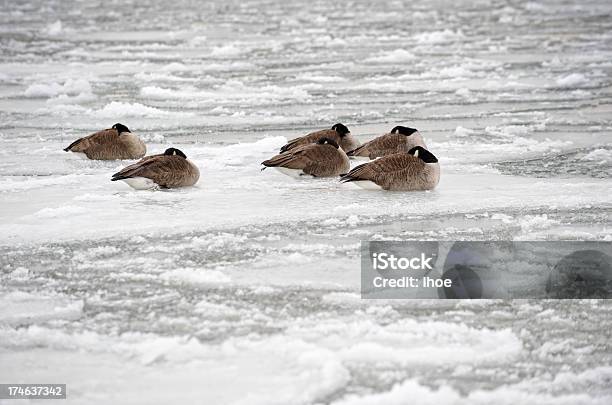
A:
1;0;611;403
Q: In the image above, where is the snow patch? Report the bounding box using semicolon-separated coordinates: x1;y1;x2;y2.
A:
455;87;472;98
331;377;606;405
413;29;463;44
139;132;166;143
0;292;83;326
9;267;30;280
30;205;88;219
210;43;244;57
365;49;415;63
296;73;347;83
140;81;310;104
454;126;476;137
24;79;93;99
43;20;63;36
160;62;190;72
95;101;192;118
160;268;231;285
194;300;241;318
556;73;588;88
582;149;612;165
201;136;287;166
519;214;558;232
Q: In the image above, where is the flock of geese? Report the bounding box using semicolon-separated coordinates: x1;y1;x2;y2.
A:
64;123;440;191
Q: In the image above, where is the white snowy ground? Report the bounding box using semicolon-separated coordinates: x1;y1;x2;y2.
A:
1;0;612;404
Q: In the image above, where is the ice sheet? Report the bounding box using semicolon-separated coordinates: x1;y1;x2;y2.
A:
1;0;611;403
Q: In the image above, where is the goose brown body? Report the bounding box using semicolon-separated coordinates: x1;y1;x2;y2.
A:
263;138;350;177
280;124;360;153
341;148;439;191
111;149;199;189
64;126;146;160
347;128;426;160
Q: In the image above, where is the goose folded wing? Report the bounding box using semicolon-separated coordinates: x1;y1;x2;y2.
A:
64;129;115;152
341;152;414;182
280;129;336;152
111;156;165;180
300;145;342;175
263;147;310;169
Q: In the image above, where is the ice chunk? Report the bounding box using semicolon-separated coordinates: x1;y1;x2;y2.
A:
556;73;588;88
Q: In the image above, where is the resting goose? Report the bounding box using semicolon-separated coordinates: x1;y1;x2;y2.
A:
346;126;426;160
64;123;146;160
111;148;199;189
279;123;360;153
340;146;439;191
262;137;350;178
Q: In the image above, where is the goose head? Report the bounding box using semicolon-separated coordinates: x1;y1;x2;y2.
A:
112;123;131;134
164;148;187;158
331;123;350;137
392;126;418;136
408;146;438;163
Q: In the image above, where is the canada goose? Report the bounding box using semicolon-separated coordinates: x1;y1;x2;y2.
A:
346;126;426;160
63;123;146;160
279;123;360;153
262;137;350;178
340;146;439;191
111;148;199;189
